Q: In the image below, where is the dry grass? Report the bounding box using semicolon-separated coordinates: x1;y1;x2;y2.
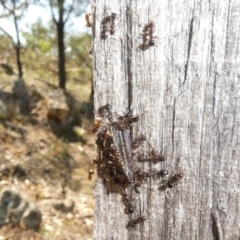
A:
0;73;96;240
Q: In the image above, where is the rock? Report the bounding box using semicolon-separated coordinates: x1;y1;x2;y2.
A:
0;63;15;75
19;203;42;231
12;79;30;115
0;189;42;231
47;89;70;122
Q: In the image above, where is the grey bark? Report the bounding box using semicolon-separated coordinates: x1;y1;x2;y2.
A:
91;0;240;239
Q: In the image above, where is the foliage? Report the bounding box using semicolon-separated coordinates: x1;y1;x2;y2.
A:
39;0;89;89
66;33;92;84
0;0;92;93
42;0;88;20
0;0;31;78
22;21;56;53
0;34;14;58
20;20;58;82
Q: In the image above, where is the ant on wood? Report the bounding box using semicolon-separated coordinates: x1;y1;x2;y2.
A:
91;118;103;133
116;112;140;130
144;22;158;47
131;134;146;149
100;12;118;39
109;13;118;35
167;173;184;188
122;192;134;214
85;13;92;27
160;172;184;190
150;148;165;162
126;215;146;228
88;169;95;181
138;21;159;51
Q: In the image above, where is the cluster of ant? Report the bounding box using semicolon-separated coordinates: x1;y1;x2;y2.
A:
85;12;158;48
89;104;183;228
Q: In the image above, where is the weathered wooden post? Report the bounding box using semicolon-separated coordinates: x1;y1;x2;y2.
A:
91;0;240;239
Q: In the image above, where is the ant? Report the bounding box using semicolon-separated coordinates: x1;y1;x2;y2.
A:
122;192;134;214
85;13;92;27
91;118;103;133
134;168;168;182
116;113;140;130
158;169;169;177
114;172;140;194
126;215;146;228
150;148;165;162
98;104;113;122
131;134;146;149
109;162;124;177
167;172;183;188
99;12;118;39
109;13;118;35
134;169;150;183
93;158;105;177
145;22;157;46
88;169;95;181
139;21;159;49
149;168;169;178
160;172;183;190
114;173;131;189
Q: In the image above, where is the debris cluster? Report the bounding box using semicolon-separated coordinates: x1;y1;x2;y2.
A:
91;104;183;228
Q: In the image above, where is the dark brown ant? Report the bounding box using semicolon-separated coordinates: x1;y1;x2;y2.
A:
125;202;134;214
148;168;158;178
109;12;118;35
126;215;146;228
130;181;140;194
95;137;105;150
98;104;113;122
131;134;146;149
92;118;103;133
109;165;117;177
124;113;140;124
104;144;118;157
167;173;183;188
134;169;149;184
122;193;134;214
93;158;104;177
85;13;92;27
114;172;140;194
109;163;124;177
88;169;94;181
149;168;169;178
95;125;108;140
159;169;169;177
114;174;131;189
140;21;159;48
160;172;183;190
146;22;156;46
134;168;168;182
116;113;140;130
148;148;165;162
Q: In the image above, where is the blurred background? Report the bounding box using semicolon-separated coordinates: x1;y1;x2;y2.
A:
0;0;95;239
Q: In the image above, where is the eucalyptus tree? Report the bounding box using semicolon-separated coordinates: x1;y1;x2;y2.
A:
42;0;88;89
0;0;29;78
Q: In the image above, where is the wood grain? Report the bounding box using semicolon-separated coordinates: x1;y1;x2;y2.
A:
91;0;240;239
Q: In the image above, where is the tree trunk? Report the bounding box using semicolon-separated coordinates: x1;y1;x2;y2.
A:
91;1;240;239
13;4;23;78
57;20;66;89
